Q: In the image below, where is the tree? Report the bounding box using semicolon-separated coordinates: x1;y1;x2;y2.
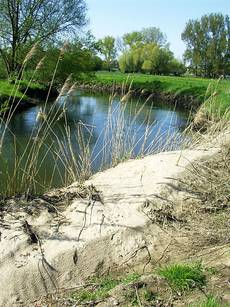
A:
118;27;181;75
24;35;102;84
122;27;167;49
141;27;167;46
182;13;230;77
119;43;181;75
154;48;174;75
168;59;186;76
0;0;87;77
119;46;145;73
98;36;117;70
119;51;132;73
123;31;143;48
141;43;160;73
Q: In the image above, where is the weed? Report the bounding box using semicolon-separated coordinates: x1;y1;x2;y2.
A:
70;277;119;303
122;273;141;285
124;288;138;305
158;263;206;293
194;296;230;307
143;288;156;301
206;267;218;275
69;273;141;304
178;141;230;214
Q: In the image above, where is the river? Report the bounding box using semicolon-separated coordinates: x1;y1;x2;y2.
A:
0;91;190;195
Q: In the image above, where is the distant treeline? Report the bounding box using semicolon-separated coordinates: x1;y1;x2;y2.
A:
98;13;229;78
0;0;229;83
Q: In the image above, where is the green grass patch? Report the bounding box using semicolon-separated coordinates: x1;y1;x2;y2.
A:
70;277;120;303
158;263;206;293
18;79;45;90
70;273;141;304
122;273;141;285
0;78;46;114
194;296;230;307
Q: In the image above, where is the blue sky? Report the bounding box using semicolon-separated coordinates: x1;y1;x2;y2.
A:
86;0;230;59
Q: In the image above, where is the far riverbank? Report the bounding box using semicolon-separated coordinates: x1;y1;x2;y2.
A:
77;72;230;115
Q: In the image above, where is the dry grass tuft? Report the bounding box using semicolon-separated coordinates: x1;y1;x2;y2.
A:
179;142;230;213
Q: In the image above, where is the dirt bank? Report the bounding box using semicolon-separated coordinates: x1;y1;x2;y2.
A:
76;82;201;111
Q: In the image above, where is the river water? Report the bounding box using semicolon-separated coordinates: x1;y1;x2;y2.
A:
0;91;190;194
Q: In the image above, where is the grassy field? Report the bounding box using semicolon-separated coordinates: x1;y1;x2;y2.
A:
92;72;230;116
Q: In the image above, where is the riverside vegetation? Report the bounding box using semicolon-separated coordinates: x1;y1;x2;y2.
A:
2;55;228;198
0;80;191;197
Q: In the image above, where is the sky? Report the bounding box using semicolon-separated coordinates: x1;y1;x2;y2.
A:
86;0;230;59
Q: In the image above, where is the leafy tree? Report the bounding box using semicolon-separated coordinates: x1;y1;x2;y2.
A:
155;48;174;74
119;51;132;73
119;27;185;76
119;47;144;73
122;27;167;49
98;36;117;70
169;59;186;76
0;0;87;77
141;27;167;46
123;31;143;48
182;13;230;77
141;60;153;74
30;40;102;84
141;43;160;73
119;43;184;76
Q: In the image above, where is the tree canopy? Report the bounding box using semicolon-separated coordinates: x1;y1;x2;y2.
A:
22;33;102;84
98;36;117;70
182;13;230;77
122;27;167;49
0;0;87;77
119;43;185;76
118;28;185;76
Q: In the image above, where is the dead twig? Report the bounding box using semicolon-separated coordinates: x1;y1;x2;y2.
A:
22;220;38;244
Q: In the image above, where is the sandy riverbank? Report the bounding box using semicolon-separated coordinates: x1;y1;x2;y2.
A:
0;129;229;306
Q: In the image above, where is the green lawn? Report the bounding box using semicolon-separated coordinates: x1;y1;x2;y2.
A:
93;72;230;116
